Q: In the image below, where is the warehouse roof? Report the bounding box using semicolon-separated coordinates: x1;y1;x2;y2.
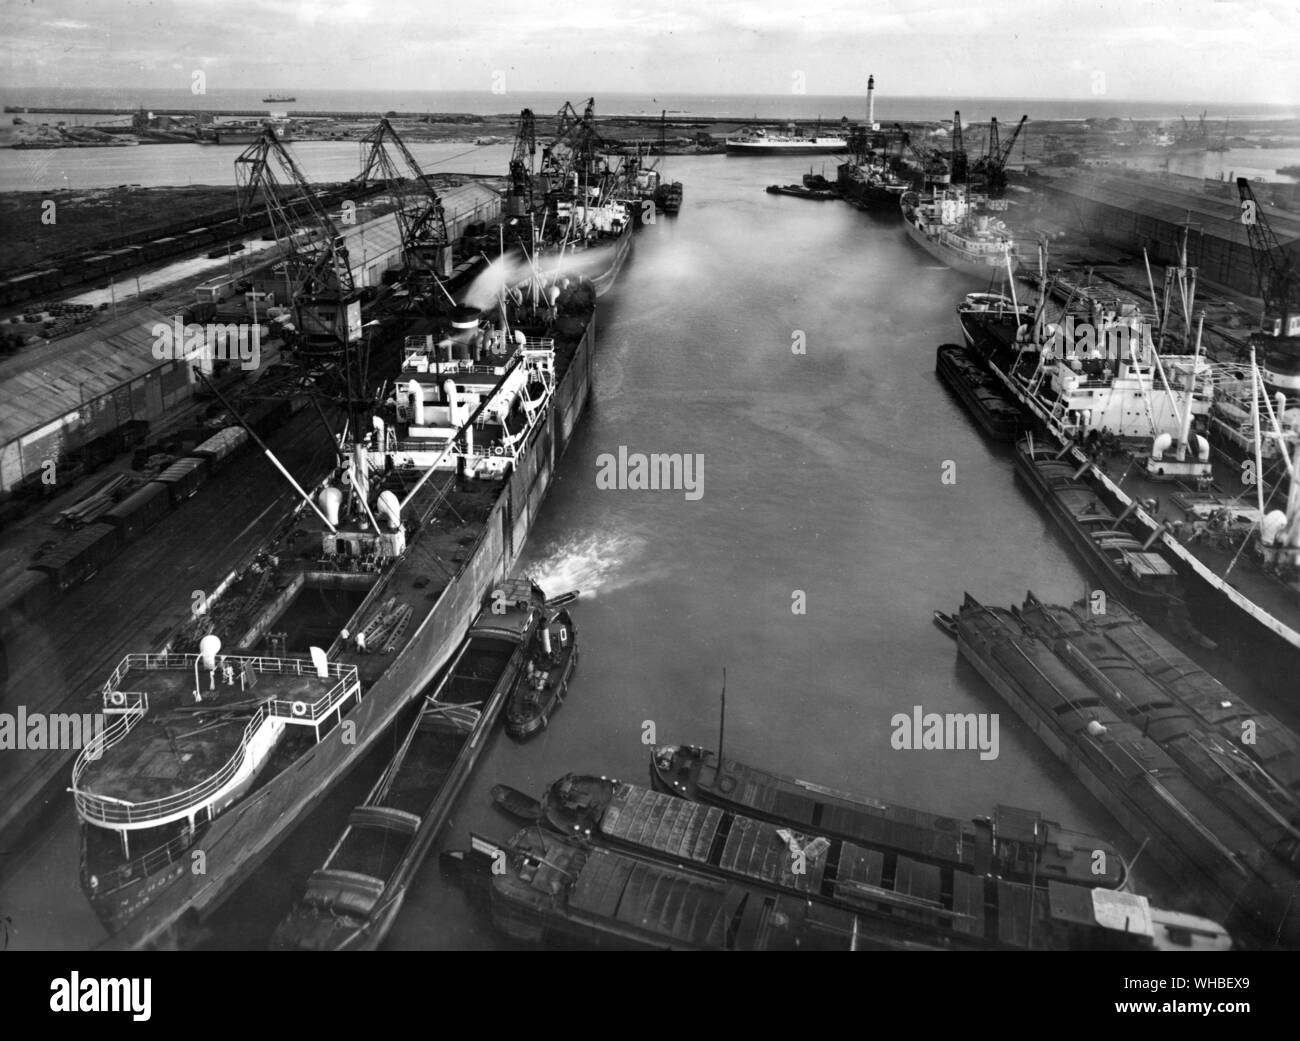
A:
0;305;175;445
1042;171;1300;248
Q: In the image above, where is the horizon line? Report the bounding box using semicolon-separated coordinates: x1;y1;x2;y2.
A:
0;85;1294;109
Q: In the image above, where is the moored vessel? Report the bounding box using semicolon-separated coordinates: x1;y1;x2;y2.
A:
270;582;558;950
648;745;1126;889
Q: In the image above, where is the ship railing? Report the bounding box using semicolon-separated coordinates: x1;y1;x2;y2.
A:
90;825;198;897
73;654;360;828
72;694;149;780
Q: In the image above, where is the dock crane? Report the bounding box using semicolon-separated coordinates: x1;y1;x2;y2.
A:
972;115;1028;198
949;110;967;185
1237;176;1300;397
235;126;357;354
507;108;537;216
355;117;451;286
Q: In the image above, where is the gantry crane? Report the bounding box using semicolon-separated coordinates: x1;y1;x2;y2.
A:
971;115;1027;198
235;126;357;353
355;117;450;282
508;109;537;215
1237;177;1300;380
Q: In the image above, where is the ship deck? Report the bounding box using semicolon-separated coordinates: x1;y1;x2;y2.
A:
78;664;343;805
1090;446;1300;637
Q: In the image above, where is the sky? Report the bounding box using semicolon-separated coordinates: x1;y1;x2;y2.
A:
2;0;1298;104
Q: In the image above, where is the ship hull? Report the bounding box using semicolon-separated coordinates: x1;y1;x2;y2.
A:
590;225;633;298
97;314;598;949
726;142;847;156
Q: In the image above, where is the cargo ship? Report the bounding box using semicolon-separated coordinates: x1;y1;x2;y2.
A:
726;127;848;156
957;249;1300;669
648;745;1126;889
901;188;1018;280
71;271;601;948
270;581;571;950
262;94;296;103
836;155;911;213
946;593;1300;947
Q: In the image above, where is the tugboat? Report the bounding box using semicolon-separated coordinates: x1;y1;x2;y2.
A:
765;183;839;200
503;603;578;739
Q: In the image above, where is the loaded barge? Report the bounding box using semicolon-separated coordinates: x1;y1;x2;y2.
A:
948;593;1300;947
472;775;1228;950
935;343;1031;441
649;745;1125;888
445;827;932;950
73;279;600;949
271;582;573;950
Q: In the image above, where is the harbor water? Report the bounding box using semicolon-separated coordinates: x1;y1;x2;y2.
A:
0;150;1284;950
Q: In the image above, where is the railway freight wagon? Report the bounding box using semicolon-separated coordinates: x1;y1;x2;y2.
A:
152;456;209;504
190;427;249;473
29;524;121;592
97;482;171;543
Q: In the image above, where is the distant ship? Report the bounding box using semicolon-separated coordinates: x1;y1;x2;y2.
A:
262;94;296;103
726;126;847;156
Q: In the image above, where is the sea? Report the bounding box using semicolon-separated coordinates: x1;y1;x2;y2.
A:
2;138;1295;950
3;87;1297;194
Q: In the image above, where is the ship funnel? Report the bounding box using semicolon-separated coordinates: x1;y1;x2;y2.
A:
309;646;330;679
318;485;343;526
451;305;481;331
1150;432;1172;460
199;634;222;671
408;379;425;425
377;490;402;531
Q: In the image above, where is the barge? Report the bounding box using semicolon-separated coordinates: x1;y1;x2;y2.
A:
270;582;562;950
935;342;1031;441
649;745;1126;889
949;593;1300;947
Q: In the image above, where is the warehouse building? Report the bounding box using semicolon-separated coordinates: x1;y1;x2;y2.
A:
1038;170;1300;297
0;306;194;492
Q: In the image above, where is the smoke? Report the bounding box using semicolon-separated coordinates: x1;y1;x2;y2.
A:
460;241;622;311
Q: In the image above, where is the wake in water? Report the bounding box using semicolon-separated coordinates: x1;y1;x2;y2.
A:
523;528;655;599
